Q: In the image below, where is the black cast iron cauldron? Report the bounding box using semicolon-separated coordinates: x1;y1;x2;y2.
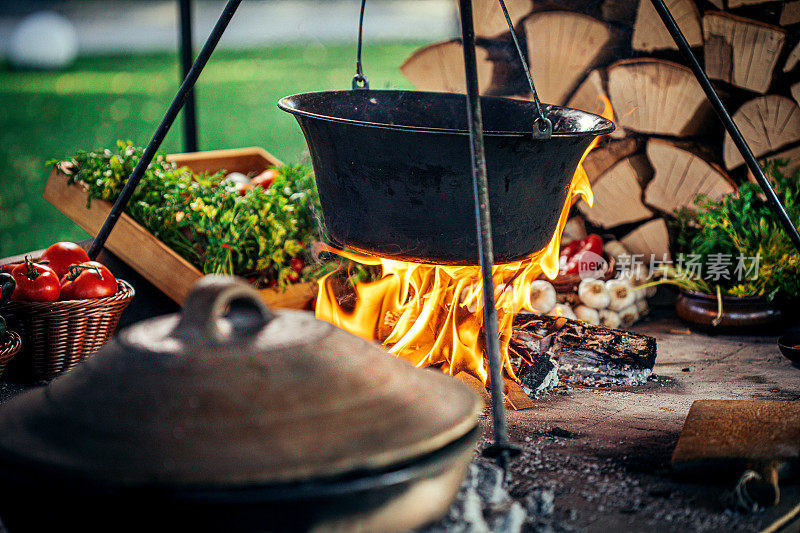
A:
278;90;614;265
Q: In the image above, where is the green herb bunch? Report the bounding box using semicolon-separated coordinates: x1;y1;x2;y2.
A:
669;159;800;301
49;141;326;290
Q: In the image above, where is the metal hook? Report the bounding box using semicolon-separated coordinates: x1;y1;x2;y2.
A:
497;0;550;139
353;0;370;90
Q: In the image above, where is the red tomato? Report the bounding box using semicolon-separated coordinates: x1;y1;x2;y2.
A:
252;168;280;189
1;263;19;275
39;242;90;278
60;261;118;300
287;272;300;283
11;258;60;302
290;257;305;273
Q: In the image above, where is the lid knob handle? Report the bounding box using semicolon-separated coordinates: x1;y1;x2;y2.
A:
173;275;275;346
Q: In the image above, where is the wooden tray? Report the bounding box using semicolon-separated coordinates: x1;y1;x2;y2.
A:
43;147;316;309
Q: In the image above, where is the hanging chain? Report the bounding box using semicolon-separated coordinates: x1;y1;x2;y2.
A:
353;0;370;90
497;0;551;138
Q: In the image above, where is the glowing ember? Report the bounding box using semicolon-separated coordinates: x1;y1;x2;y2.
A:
316;98;612;386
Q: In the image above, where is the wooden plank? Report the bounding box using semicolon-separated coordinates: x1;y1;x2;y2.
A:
503;377;536;410
672;400;800;487
43;148;314;309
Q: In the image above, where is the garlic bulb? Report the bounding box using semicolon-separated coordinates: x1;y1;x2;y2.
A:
574;305;600;325
578;278;610;309
618;304;640;328
547;303;577;320
606;279;636;311
636;299;649;317
529;280;557;314
598;309;621;329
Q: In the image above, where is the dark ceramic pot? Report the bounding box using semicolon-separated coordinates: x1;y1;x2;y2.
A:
675;289;784;331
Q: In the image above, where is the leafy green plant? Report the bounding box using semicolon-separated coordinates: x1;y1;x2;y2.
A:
48;141;326;290
660;159;800;301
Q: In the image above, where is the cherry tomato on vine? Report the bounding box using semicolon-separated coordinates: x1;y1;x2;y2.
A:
60;261;118;300
39;242;90;278
10;258;60;302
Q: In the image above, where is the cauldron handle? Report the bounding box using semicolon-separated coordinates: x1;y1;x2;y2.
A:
352;0;370;90
173;275;276;346
496;0;552;139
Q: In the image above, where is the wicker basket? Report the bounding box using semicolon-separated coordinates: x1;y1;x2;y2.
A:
4;280;134;381
0;331;22;378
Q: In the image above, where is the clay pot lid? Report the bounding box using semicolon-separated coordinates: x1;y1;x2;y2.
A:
0;276;482;487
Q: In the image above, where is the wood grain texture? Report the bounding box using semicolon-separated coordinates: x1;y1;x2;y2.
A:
524;11;618;105
567;69;608;116
43;147;316;308
784;41;800;73
781;1;800;26
723;95;800;169
607;59;712;136
632;0;702;52
620;218;672;262
703;11;786;94
672;400;800;471
512;314;658;370
644;139;735;214
582;136;641;185
578;154;654;228
463;0;533;38
400;40;493;94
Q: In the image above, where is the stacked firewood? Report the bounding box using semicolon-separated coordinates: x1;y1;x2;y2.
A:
401;0;800;261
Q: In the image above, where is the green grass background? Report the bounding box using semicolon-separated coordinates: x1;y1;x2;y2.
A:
0;43;421;257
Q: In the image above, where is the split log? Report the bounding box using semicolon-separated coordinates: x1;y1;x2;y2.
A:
465;0;533;38
632;0;702;52
512;314;658;371
723;95;800;169
747;145;800;181
644;139;736;214
581;136;642;184
607;59;713;136
400;40;494;94
792;82;800;107
620;218;672;263
523;11;619;105
781;1;800;26
785;42;800;73
703;12;786;94
567;69;608;116
578;154;654;227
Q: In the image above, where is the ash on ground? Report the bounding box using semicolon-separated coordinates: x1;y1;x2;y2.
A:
418;426;784;532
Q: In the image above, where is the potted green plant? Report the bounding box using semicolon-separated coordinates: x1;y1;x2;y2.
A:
647;160;800;330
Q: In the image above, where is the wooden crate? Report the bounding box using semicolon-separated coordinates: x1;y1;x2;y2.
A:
43;147;317;309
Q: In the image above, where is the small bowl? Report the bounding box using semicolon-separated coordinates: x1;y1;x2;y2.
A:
777;333;800;366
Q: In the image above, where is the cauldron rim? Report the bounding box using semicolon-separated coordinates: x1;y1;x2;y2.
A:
278;89;615;138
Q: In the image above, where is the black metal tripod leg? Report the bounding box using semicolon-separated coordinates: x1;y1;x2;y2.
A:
179;0;199;153
458;0;520;472
89;0;243;259
649;0;800;254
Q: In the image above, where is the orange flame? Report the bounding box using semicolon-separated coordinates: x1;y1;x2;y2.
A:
316;97;612;385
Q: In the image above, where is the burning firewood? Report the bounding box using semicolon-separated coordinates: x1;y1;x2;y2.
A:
511;313;657;388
